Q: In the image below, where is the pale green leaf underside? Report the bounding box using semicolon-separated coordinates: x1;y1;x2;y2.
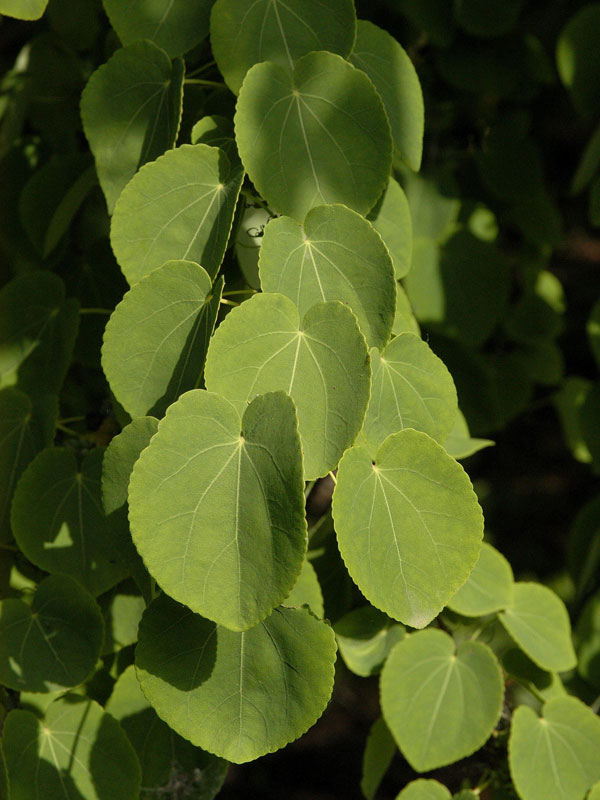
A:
135;595;337;763
332;429;483;628
448;542;514;617
102;260;219;418
259;203;396;349
350;20;424;172
110;144;243;285
396;779;451;800
0;0;47;20
205;292;370;479
361;717;396;800
234;51;392;221
102;416;159;515
3;697;141;800
361;333;457;453
128;390;306;631
509;697;600;800
210;0;357;93
334;605;405;677
81;40;184;214
368;177;413;279
381;628;504;772
283;558;324;617
11;447;128;596
499;582;577;672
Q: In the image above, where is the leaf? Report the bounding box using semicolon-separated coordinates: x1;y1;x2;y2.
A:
234;51;392;221
235;202;271;288
572;122;600;195
393;284;420;337
110;144;244;285
454;0;523;38
333;605;404;677
129;390;306;630
557;5;600;117
499;583;577;672
443;408;494;460
361;717;396;800
380;628;504;772
135;594;337;763
0;0;48;20
102;261;222;418
210;0;357;94
349;20;424;171
332;429;483;628
106;665;228;799
283;559;324;617
102;417;159;516
360;333;457;453
588;297;600;372
205;293;371;479
403;171;460;243
99;580;146;655
396;780;451;800
259;203;396;349
368;177;413;279
509;696;600;800
0;747;7;800
81;41;184;214
191;114;240;166
575;591;600;690
554;377;593;464
0;575;103;692
102;0;214;57
589;783;600;800
0;388;56;542
448;543;513;617
3;696;141;800
11;447;129;596
0;272;79;396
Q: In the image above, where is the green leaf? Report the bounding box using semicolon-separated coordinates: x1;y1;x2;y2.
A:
448;543;513;617
589;782;600;800
0;388;56;542
380;628;503;772
575;591;600;690
499;582;577;673
191;114;240;166
0;575;103;692
102;261;222;418
234;51;392;221
554;377;593;464
454;0;523;38
509;697;600;800
3;696;141;800
396;780;451;800
334;605;404;677
0;272;79;396
360;333;457;453
99;580;146;655
102;0;214;57
0;0;48;20
403;172;460;243
443;408;494;460
210;0;357;94
235;203;270;288
588;297;600;371
129;390;306;630
135;594;337;763
110;144;243;285
283;558;324;617
557;5;600;117
106;665;228;799
259;204;396;349
349;20;424;171
332;429;483;628
361;717;396;800
11;447;129;596
392;284;420;337
0;747;7;800
81;41;184;214
572;122;600;195
205;293;371;479
368;178;413;279
102;417;159;516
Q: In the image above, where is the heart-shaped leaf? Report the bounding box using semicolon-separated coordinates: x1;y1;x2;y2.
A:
448;542;513;617
334;605;404;677
397;780;451;799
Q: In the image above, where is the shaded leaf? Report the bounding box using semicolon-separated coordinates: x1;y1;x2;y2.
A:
448;542;513;617
102;417;159;516
283;559;324;617
557;5;600;117
361;717;396;800
443;408;494;460
334;605;404;677
368;177;413;279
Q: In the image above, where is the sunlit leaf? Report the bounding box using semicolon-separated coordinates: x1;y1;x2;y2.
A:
443;408;494;460
368;177;413;279
283;559;324;617
448;543;513;617
0;0;48;20
396;780;451;799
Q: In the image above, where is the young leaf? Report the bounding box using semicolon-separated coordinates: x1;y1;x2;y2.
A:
204;293;371;480
0;574;103;692
368;177;413;279
3;696;141;800
110;144;243;284
102;261;221;418
349;20;424;171
333;605;404;677
81;41;184;213
499;582;577;672
128;390;307;631
11;447;129;596
234;51;392;221
509;697;600;800
361;717;396;800
283;559;324;617
332;430;483;628
106;665;228;799
135;595;337;763
210;0;357;94
380;629;504;772
447;542;514;617
259;204;396;349
396;780;451;799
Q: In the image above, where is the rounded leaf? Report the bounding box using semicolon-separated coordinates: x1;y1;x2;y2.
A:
283;559;324;617
135;594;337;763
448;542;513;617
259;204;396;348
235;51;392;220
205;293;370;479
443;408;494;461
396;780;451;799
111;144;243;284
332;430;483;628
129;390;307;630
380;628;503;772
361;717;396;800
102;416;159;516
0;0;48;20
334;605;404;677
368;177;413;279
557;4;600;118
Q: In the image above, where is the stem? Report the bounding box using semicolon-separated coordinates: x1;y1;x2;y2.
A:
58;416;85;425
0;543;19;552
220;298;240;307
184;78;227;88
328;471;337;485
222;289;257;297
186;60;216;78
515;677;546;705
79;308;111;315
304;480;316;499
56;422;83;437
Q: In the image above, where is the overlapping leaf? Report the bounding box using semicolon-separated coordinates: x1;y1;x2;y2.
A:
368;177;413;279
283;558;324;617
205;293;371;479
397;780;451;800
361;717;396;800
102;417;159;516
448;542;513;617
333;605;404;677
443;408;494;460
